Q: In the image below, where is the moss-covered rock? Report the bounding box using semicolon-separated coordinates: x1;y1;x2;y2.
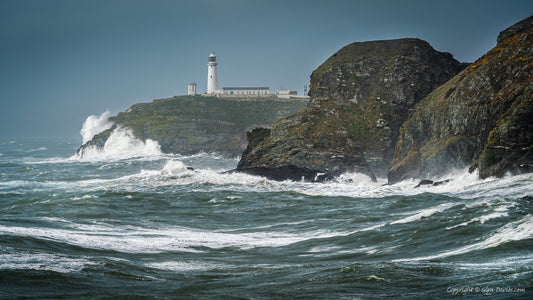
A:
237;38;466;181
389;16;533;183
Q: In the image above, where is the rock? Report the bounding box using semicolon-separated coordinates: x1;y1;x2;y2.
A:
75;125;116;158
389;15;533;183
415;179;435;187
415;179;451;188
236;38;465;181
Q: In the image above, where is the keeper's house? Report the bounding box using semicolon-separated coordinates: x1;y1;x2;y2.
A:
221;87;270;97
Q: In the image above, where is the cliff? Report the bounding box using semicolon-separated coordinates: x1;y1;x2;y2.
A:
78;95;307;157
388;16;533;183
237;38;466;181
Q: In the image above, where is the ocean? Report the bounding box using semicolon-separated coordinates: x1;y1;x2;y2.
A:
1;131;532;299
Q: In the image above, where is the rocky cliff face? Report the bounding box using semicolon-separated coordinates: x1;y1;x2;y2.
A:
77;95;307;157
237;38;466;181
388;16;533;183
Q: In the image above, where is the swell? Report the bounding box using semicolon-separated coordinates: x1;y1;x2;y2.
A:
1;140;532;298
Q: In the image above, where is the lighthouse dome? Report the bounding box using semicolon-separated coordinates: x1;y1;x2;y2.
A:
208;52;216;62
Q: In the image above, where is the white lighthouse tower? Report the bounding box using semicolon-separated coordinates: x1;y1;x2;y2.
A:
207;52;218;94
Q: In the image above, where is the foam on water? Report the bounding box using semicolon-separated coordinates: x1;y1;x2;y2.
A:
161;160;188;175
390;203;459;225
394;214;533;262
49;158;532;202
1;141;532;297
0;253;96;273
165;166;517;200
146;261;225;272
0;179;70;192
0;220;348;254
26;147;47;152
446;211;509;230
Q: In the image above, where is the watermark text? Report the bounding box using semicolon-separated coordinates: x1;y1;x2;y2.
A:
447;286;526;296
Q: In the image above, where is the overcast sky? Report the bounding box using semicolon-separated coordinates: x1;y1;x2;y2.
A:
1;0;532;141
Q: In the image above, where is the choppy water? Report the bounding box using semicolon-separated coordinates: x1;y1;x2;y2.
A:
1;137;532;299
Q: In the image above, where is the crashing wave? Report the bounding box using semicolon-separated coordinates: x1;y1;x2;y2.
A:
74;126;162;161
80;110;114;144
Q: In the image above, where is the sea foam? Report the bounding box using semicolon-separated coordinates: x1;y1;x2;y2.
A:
393;214;533;262
0;217;351;254
390;203;458;225
0;253;96;273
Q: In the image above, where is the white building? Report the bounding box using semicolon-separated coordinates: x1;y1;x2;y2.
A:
221;87;270;97
188;83;197;95
198;52;301;99
207;52;218;94
276;90;298;99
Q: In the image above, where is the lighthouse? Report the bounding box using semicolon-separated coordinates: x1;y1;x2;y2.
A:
207;52;218;94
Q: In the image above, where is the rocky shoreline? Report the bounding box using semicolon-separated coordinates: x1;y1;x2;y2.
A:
77;16;533;184
237;16;533;183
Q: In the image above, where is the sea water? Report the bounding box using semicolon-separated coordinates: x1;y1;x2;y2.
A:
0;118;532;299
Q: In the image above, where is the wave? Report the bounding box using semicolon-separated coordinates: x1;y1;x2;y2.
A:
393;214;533;262
145;261;226;272
0;252;96;273
0;180;70;192
80;110;114;144
73;126;163;161
4;211;530;261
390;203;459;225
446;212;509;230
13;144;533;203
36;161;532;201
161;160;188;175
26;147;47;153
0;221;344;254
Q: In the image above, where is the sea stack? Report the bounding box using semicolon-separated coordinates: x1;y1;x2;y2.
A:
236;38;466;181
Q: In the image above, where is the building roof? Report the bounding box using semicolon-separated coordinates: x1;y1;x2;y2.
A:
223;87;270;90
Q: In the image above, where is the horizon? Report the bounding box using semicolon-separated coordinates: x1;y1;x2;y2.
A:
1;0;532;141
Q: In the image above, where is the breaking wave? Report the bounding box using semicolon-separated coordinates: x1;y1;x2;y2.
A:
393;214;533;262
74;126;163;161
74;111;163;161
80;110;114;144
2;139;532;298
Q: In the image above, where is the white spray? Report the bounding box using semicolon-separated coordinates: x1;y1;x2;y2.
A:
75;111;163;161
80;110;114;144
75;126;163;161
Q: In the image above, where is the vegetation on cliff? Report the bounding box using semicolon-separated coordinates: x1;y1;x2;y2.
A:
237;38;466;181
79;95;307;157
81;16;533;184
389;16;533;183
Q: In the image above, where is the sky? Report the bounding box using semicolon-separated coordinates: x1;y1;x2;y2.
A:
1;0;532;141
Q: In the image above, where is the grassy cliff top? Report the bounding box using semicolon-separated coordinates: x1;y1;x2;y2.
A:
85;94;308;156
113;95;307;133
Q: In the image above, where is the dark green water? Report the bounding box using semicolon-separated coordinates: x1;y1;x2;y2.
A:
0;138;531;299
